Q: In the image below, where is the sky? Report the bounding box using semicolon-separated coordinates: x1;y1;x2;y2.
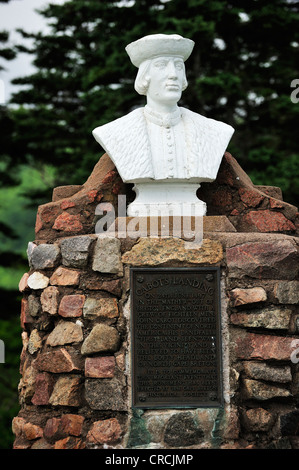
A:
0;0;65;103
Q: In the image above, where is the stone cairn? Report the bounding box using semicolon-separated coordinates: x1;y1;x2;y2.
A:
13;152;299;449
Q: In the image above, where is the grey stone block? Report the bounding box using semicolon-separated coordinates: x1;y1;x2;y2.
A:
81;323;120;355
28;295;41;317
29;244;60;269
60;235;94;268
92;236;122;274
164;412;204;447
85;378;127;411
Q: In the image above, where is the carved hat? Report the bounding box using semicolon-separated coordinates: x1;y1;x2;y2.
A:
125;34;194;68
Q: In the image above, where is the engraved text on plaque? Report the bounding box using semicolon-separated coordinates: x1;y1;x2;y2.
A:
131;267;222;408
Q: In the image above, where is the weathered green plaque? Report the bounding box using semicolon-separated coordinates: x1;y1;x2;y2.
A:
131;267;223;408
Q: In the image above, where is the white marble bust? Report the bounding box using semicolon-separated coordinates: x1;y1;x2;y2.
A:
92;34;234;216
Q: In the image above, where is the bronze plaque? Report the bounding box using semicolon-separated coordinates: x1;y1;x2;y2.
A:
131;267;222;408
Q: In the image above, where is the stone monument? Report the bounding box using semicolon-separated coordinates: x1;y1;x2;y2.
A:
92;34;234;217
12;33;299;451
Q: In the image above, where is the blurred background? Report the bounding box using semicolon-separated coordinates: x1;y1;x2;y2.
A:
0;0;298;449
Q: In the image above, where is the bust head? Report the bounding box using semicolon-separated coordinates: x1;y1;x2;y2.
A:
134;56;188;97
127;34;193;111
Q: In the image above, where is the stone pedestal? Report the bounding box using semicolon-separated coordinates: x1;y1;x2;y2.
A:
127;182;206;217
13;153;299;450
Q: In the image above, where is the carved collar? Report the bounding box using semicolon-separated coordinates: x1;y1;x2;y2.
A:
144;105;182;128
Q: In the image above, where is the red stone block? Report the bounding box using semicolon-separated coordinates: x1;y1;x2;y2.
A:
58;294;85;317
43;417;61;440
39;204;60;224
20;298;33;329
112;182;122;195
235;332;295;361
44;415;85;442
227;239;298;279
85;356;115;378
211;187;233;208
60;200;76;210
36;348;80;373
54;437;84;449
60;414;84;437
35;212;43;233
101;169;117;185
269;198;284;209
12;417;26;437
81;276;122;296
229;287;267;307
101;279;122;296
243;408;275;432
23;422;43;440
215;152;240;187
87;189;98;202
31;372;55;405
230;209;240;216
86;418;122;445
52;212;83;232
238;188;264;207
243;210;296;232
50;266;80;286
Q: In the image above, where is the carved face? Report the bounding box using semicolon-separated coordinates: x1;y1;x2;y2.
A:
146;56;186;108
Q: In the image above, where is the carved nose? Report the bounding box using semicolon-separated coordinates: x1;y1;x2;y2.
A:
167;62;178;78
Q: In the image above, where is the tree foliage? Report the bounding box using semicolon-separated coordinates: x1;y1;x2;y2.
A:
0;0;22;450
0;0;15;67
7;0;299;204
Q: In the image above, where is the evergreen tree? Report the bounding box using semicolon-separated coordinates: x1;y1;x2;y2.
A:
0;0;23;449
0;0;17;187
0;0;21;304
0;0;25;296
9;0;299;204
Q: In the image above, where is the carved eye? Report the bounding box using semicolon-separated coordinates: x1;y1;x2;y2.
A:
154;60;167;69
175;61;184;70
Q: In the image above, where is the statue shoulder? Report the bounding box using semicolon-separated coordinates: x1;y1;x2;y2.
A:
92;107;153;182
92;107;144;142
180;107;234;137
